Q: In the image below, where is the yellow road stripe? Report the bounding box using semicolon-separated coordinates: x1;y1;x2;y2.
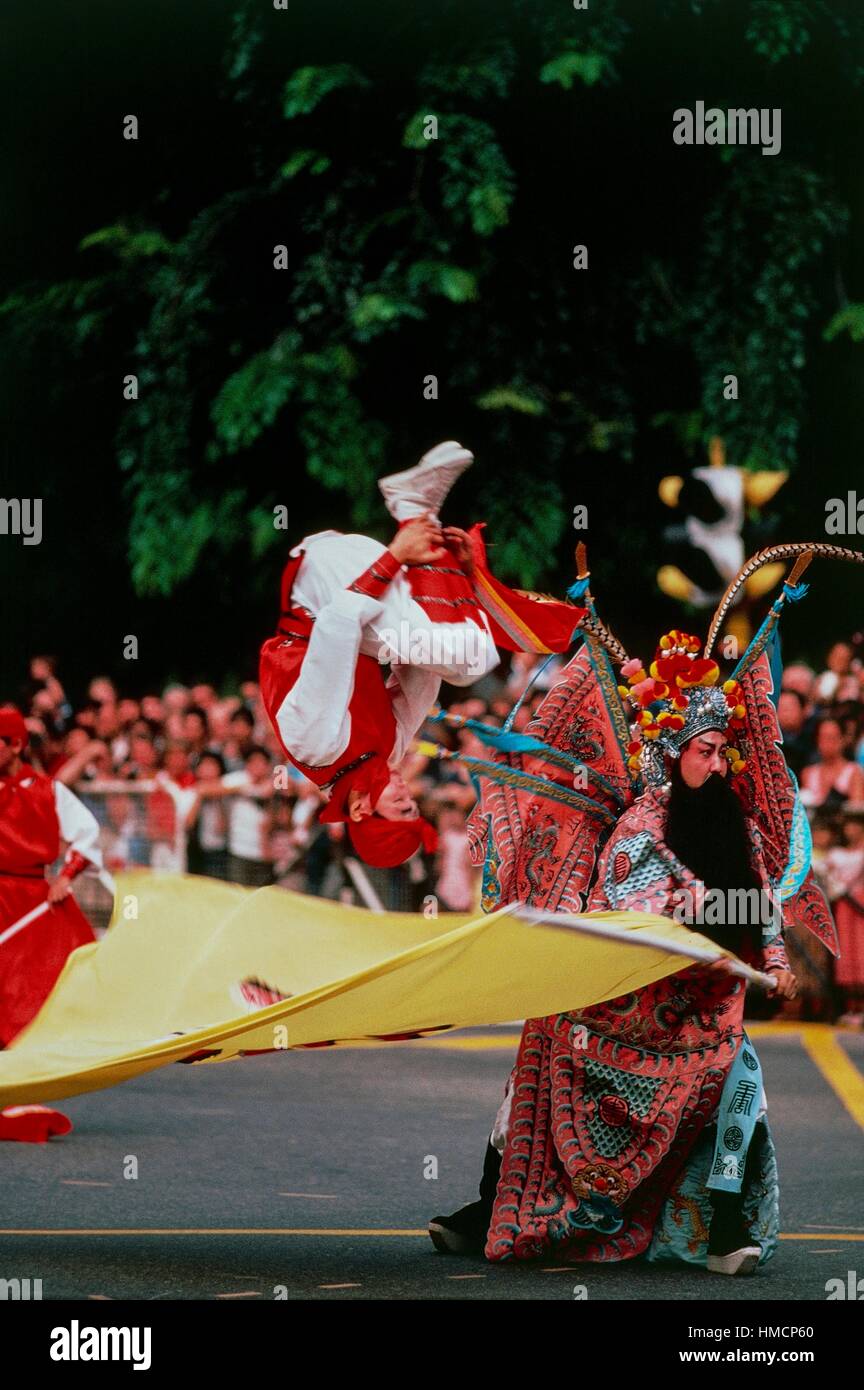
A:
346;1022;864;1049
781;1233;864;1242
387;1035;522;1050
2;1228;864;1240
747;1022;836;1037
0;1228;428;1237
278;1193;338;1199
798;1029;864;1133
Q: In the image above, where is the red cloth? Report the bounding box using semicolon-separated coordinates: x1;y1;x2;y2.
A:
347;816;438;869
0;1105;73;1143
262;627;439;862
467;523;586;653
262;525;585;866
347;547;403;600
834;893;864;990
398;523;488;628
263;549;445;864
260;618;397;817
0;770;96;1048
0;707;29;745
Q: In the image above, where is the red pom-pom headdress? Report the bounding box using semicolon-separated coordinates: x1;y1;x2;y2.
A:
617;629;747;785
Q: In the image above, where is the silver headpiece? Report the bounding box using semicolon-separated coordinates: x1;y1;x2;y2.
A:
639;685;732;787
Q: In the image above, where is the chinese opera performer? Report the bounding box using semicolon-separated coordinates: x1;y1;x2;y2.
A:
427;540;863;1276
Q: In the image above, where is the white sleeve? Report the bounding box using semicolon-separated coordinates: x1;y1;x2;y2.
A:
360;574;499;685
53;781;103;870
386;666;442;765
275;590;385;767
291;531;499;685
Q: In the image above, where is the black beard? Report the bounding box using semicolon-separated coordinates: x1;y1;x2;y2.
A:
664;762;763;956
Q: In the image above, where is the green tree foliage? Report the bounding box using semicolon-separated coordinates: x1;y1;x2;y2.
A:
1;0;861;603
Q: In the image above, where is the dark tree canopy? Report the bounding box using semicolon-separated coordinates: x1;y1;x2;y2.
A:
2;0;863;695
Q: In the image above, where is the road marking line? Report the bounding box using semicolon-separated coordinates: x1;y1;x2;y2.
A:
746;1022;832;1037
278;1193;338;1199
804;1223;864;1231
60;1180;112;1187
3;1228;864;1241
340;1022;862;1049
318;1283;361;1289
383;1036;522;1050
798;1029;864;1133
216;1292;262;1298
0;1228;429;1237
780;1233;864;1242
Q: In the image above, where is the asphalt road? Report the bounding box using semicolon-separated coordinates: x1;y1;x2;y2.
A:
1;1023;862;1302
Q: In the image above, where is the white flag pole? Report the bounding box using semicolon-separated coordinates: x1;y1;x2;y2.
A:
0;900;50;948
0;869;116;949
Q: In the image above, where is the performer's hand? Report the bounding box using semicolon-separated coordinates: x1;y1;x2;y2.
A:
47;874;74;905
765;968;797;1000
441;526;475;574
388;515;447;565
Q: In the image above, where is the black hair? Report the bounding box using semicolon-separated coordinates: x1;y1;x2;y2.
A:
196;749;227;775
779;687;807;712
664;761;764;959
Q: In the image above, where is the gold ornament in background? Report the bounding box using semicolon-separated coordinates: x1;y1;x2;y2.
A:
656;435;789;651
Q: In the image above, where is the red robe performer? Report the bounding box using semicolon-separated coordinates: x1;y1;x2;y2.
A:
260;442;587;868
0;706;103;1142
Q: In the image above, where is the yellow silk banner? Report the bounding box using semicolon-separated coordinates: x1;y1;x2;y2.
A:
0;871;730;1106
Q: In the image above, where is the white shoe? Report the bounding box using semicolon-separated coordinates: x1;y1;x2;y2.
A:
378;440;473;521
706;1245;762;1276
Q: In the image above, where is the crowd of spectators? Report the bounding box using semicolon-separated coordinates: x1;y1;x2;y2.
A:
12;652;557;915
9;633;864;1024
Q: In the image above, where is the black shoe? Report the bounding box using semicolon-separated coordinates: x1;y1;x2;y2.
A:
428;1141;502;1255
707;1242;762;1276
428;1199;489;1255
707;1190;761;1275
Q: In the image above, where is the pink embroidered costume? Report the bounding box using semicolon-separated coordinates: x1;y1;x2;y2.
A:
429;542;860;1275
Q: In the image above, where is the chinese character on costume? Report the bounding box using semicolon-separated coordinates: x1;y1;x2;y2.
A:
429;541;860;1277
0;707;103;1142
259;441;588;867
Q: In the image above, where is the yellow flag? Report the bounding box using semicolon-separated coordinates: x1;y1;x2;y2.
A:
0;871;733;1107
